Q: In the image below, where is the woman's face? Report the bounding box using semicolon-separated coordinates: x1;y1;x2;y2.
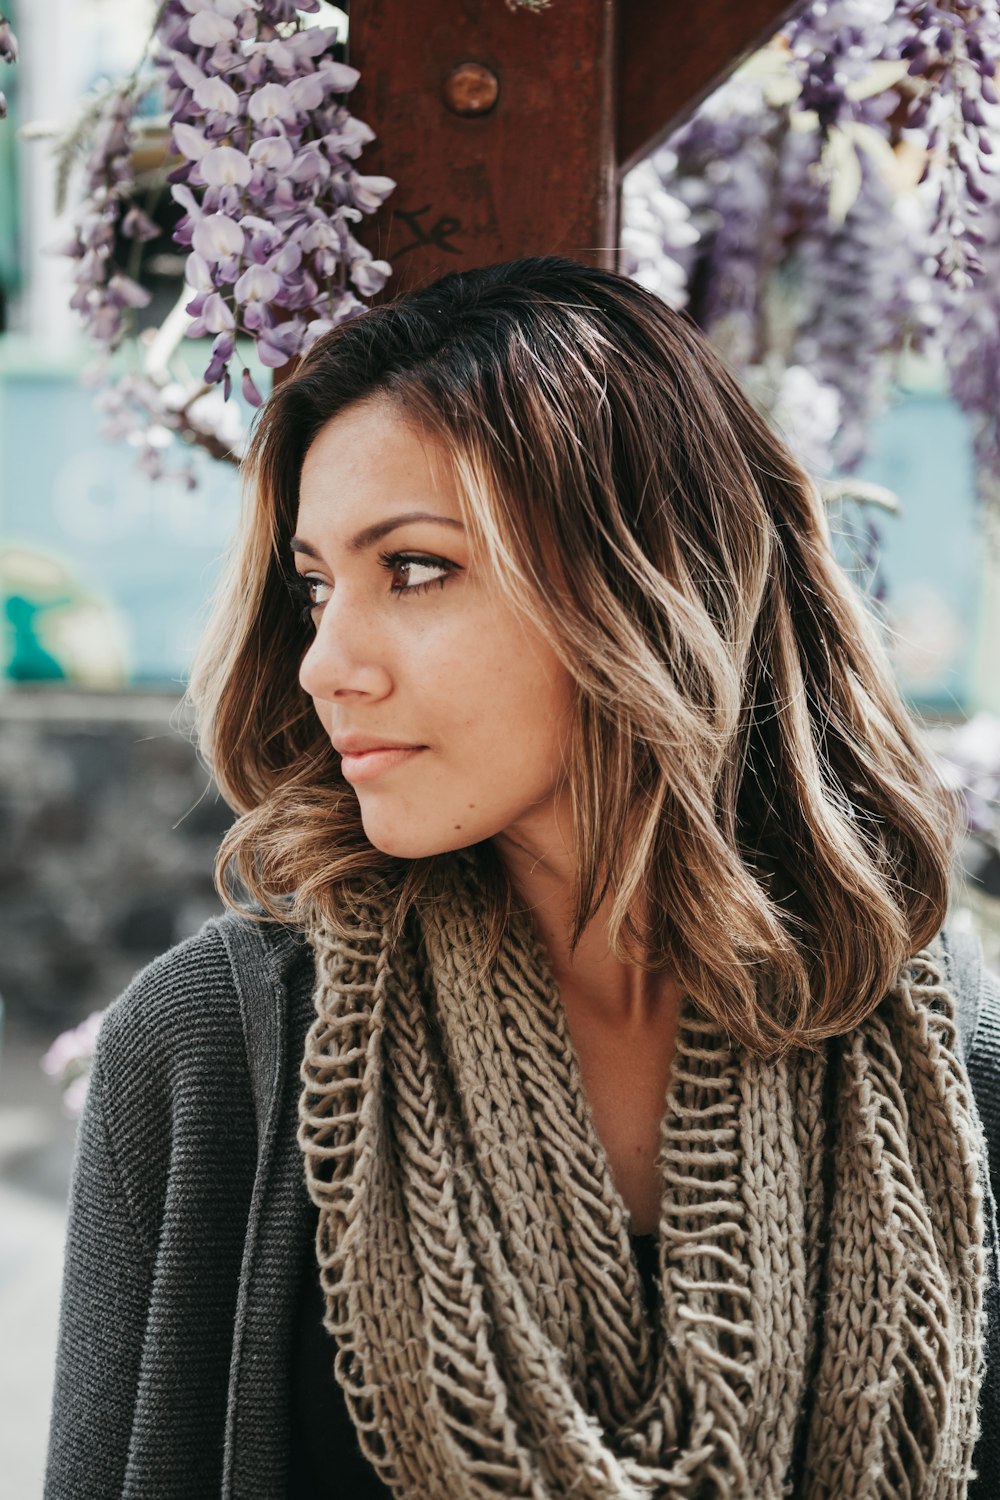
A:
293;396;576;861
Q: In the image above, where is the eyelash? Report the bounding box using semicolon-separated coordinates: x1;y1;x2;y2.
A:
284;550;458;623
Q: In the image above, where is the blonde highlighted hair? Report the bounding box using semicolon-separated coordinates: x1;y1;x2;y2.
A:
188;255;961;1055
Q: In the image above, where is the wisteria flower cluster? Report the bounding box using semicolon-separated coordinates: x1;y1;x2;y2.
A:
60;83;154;354
158;0;393;398
0;11;17;120
57;0;394;481
93;364;246;481
784;0;1000;290
887;0;1000;290
619;154;698;309
620;0;1000;516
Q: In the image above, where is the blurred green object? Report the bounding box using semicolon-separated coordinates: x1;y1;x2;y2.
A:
0;544;128;686
6;593;71;680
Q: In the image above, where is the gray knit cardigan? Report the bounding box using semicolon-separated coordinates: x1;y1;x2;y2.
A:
42;912;1000;1500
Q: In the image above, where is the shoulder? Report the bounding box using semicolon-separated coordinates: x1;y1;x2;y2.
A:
91;907;312;1105
63;911;312;1288
83;909;314;1245
934;923;1000;1187
933;924;1000;1070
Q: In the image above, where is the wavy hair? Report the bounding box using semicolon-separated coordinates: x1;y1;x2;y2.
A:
187;254;961;1055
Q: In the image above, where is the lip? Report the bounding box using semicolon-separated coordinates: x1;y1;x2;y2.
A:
331;736;421;755
336;744;426;783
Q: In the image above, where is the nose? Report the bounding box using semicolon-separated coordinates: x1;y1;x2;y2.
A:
298;591;393;703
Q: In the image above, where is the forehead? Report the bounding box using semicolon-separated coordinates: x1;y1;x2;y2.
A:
296;398;461;530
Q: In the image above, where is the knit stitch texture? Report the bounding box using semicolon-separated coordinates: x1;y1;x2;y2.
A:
41;908;1000;1499
298;859;988;1499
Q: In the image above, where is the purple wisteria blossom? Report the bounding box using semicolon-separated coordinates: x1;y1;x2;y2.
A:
157;0;393;388
779;0;1000;289
57;1;394;480
891;0;1000;290
91;363;246;484
58;85;153;351
933;205;1000;512
619;154;697;309
783;0;902;134
789;147;915;471
0;12;18;120
620;0;1000;513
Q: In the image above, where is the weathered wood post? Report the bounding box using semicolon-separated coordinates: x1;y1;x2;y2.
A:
346;0;801;289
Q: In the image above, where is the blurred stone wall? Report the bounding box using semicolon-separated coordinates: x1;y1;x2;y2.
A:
0;690;233;1030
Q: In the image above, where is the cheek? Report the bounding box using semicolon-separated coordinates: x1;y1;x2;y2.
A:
447;638;574;778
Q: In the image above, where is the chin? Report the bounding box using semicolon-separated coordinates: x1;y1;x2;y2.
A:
359;811;484;861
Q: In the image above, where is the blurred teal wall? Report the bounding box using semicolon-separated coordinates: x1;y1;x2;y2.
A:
0;344;241;687
856;388;983;717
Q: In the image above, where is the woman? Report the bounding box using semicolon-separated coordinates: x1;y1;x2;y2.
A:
45;256;1000;1499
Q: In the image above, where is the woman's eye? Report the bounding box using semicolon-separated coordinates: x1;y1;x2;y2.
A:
286;552;458;624
287;574;330;622
379;551;458;597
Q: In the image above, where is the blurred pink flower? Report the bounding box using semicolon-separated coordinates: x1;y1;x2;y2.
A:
41;1010;107;1118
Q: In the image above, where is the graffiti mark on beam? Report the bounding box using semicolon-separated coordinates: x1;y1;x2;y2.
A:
392;204;465;259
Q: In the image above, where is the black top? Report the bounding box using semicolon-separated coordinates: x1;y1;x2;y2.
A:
287;1199;661;1497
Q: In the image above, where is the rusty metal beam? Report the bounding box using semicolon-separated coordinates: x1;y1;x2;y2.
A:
616;0;805;177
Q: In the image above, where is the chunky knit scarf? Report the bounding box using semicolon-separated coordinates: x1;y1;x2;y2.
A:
296;858;988;1499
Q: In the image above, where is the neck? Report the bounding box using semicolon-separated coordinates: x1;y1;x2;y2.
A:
491;804;675;1028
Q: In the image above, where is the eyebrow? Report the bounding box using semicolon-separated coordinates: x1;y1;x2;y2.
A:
289;511;465;560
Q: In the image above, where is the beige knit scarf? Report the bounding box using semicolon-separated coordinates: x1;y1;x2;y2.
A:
296;857;987;1499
